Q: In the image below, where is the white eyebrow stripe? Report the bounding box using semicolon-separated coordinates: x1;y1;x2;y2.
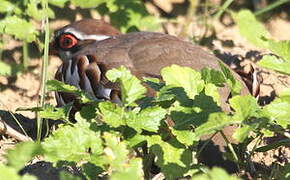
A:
64;27;111;41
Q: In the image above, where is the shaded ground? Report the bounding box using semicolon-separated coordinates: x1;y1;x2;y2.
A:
0;9;289;179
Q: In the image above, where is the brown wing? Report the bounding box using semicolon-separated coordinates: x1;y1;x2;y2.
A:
75;32;249;111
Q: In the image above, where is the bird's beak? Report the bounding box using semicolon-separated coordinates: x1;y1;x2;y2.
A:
49;41;58;56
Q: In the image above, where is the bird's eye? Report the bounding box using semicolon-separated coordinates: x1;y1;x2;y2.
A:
59;34;78;49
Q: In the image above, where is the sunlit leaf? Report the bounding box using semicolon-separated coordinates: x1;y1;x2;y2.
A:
6;142;43;171
233;10;270;49
0;16;38;42
161;65;204;99
258;55;290;75
106;66;146;107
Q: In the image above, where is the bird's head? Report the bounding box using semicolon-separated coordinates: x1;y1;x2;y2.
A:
49;19;121;60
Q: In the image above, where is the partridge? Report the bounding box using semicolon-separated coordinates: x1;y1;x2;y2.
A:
50;19;250;172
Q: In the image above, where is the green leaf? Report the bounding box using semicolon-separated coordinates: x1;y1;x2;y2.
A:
59;171;82;180
47;80;93;103
233;10;270;49
219;62;242;95
102;132;129;171
110;158;143;180
229;95;259;121
194;112;234;138
26;0;55;21
99;101;125;128
265;39;290;61
171;128;198;146
161;65;204;99
204;83;221;106
191;167;241;180
71;0;105;8
48;0;69;7
201;67;226;86
106;66;146;107
0;164;37;180
0;16;38;42
258;55;290;75
39;103;72;120
42;113;103;163
0;61;12;76
232;125;252;142
263;98;290;128
6;142;43;171
0;0;21;14
128;106;167;132
147;135;191;178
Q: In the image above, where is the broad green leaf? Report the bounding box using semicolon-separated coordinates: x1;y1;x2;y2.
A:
143;77;164;91
232;125;252;142
169;93;221;129
161;65;204;99
171;128;198;146
0;16;38;42
229;95;259;121
39;103;72;120
263;98;290;128
126;134;147;148
106;66;146;106
47;80;93;103
219;62;242;95
194;112;234;138
110;158;143;180
6;142;43;171
127;106;167;132
125;10;161;32
98;101;125;128
0;164;37;180
48;0;69;7
71;0;105;8
191;167;241;180
59;171;82;180
201;67;226;86
26;0;55;20
0;0;21;14
102;132;129;171
233;10;270;49
42;113;103;163
204;83;221;105
265;39;290;61
0;61;12;76
258;55;290;75
147;135;191;178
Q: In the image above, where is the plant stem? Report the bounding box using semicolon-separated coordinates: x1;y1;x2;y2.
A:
22;42;28;70
178;0;199;38
214;0;234;20
220;130;239;162
37;0;50;142
255;0;290;16
196;132;218;159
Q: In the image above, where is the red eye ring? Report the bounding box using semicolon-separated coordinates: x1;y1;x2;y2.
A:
59;34;78;49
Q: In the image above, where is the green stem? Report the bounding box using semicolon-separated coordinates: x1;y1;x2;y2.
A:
37;0;50;142
220;130;239;162
196;132;218;159
214;0;234;20
22;42;28;70
178;0;199;38
255;0;290;16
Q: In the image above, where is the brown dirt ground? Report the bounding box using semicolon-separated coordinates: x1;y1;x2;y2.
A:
0;11;290;179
